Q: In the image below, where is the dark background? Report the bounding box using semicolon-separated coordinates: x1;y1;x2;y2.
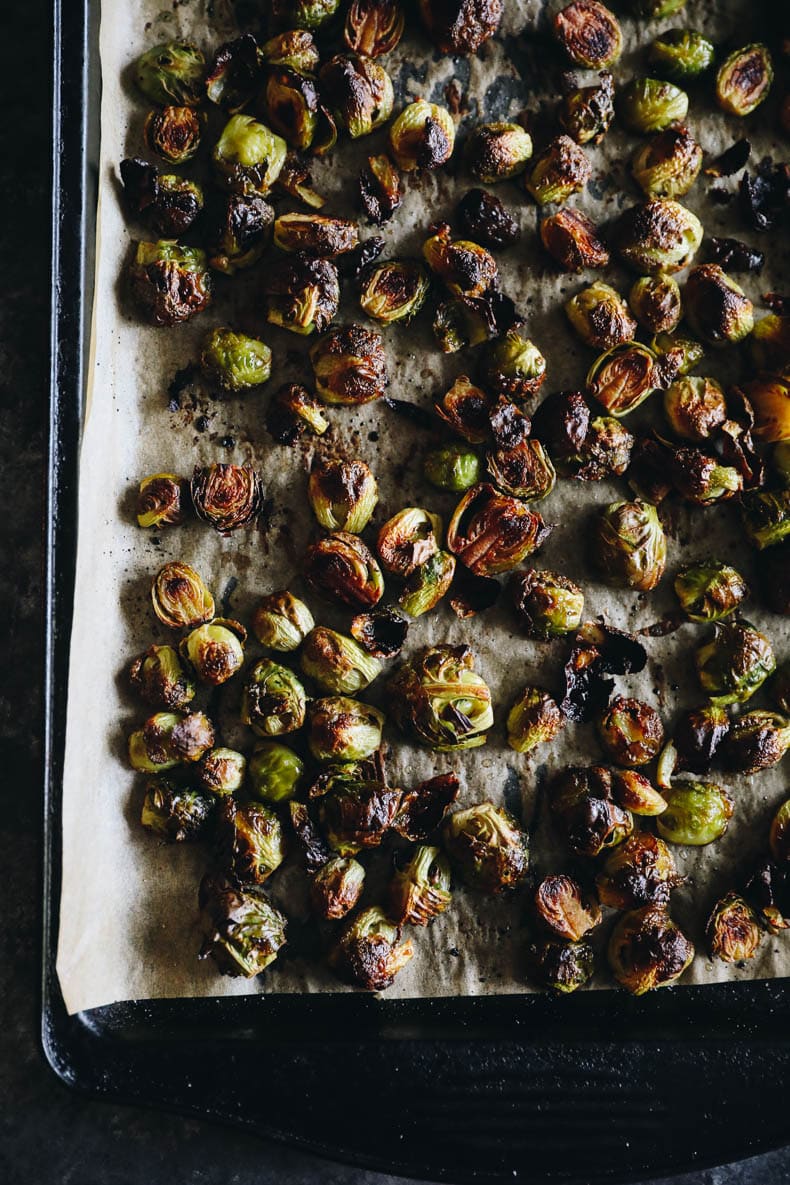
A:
2;1;789;1182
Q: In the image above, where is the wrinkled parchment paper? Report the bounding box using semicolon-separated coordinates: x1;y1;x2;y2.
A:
57;0;790;1014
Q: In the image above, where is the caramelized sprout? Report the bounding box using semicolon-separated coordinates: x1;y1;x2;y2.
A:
443;801;528;893
723;711;790;775
423;224;498;299
304;532;384;611
388;644;493;751
629;275;682;335
266;382;329;444
612;769;667;816
359;153;402;224
206;193;274;275
608;905;694;995
707;892;762;963
345;0;404;56
151;561;214;629
252;591;314;652
674;561;748;622
695;620;775;705
526;135;591;207
417;0;502;53
565;281;636;351
388;101;455;172
447;483;552;577
648;29;715;83
553;1;622;69
435;376;493;443
424;444;481;492
316;774;400;855
507;687;564;754
742;376;790;444
198;874;287;978
129;241;212;326
128;711;215;772
319;54;394;139
511;569;584;639
308;457;378;533
466;123;533;184
587;342;658;416
526;936;595;994
180;619;246;686
259;66;319;152
329;906;414;991
593;500;667;591
120;161;204;238
308;696;384;761
261;30;320;74
651;329;705;376
270;0;340;30
248;741;304;803
399;550;456;618
540;208;610;272
684;264;754;347
201;327;272;392
359;259;430;324
480;331;546;400
663;375;726;441
216;798;286;884
596;833;680;909
350;606;408;659
618;77;689;135
198;747;247;796
533;874;601;940
716;44;773;117
486;438;556;501
130;645;196;711
377;507;442;578
212;114;287;196
673;703;730;773
550;765;634;858
741;490;790;550
616;200;702;275
388;845;453;926
144;106;202;164
136;473;186;529
631;127;702;200
190;464;263;533
560;71;615;146
311;856;366;920
301;625;382;694
310;323;388;405
456;188;520;251
135;42;205;107
205;34;261;111
597;696;664;768
264;254;340;336
141;779;215;842
241;659;307;737
273;213;359;257
657;780;733;846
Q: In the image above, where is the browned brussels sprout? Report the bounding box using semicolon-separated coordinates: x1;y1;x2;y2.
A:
418;0;502;53
310;856;365;920
264;253;340;335
742;377;790;445
301;626;382;694
329;906;414;991
350;607;409;659
359;153;402;225
130;645;196;711
618;78;689;135
587;342;658;416
144;106;202;164
263;30;319;74
674;561;748;623
206;193;274;275
565;281;636;351
628;275;682;335
447;484;552;576
359;259;430;324
388;101;455;171
533;874;601;941
456;189;520;251
217;798;286;884
511;569;584;639
389;644;493;751
388;845;453;926
376;507;441;579
180;619;246;686
673;704;730;773
608;905;694;995
612;770;667;816
399;551;456;618
741;490;790;551
432;294;511;353
394;772;460;842
723;711;790;775
684;264;754;348
526;136;591;207
716;44;773;117
129;241;212;326
201;328;272;392
526;936;595;993
423;223;498;299
565;416;634;481
310;323;388;405
466;123;533;185
120;159;204;238
553;1;622;69
631;127;702;200
707;892;762;963
443;801;528;892
319;54;394;140
648;29;714;84
317;777;401;855
651;329;704;377
212;114;287;196
550;765;634;858
128;711;215;773
435;376;494;443
258;66;319;152
506;688;564;754
486;438;555;501
304;532;385;611
151;561;214;629
271;0;340;29
560;71;615;146
657;780;734;846
695;620;775;705
616;200;702;275
136;473;186;529
597;696;664;768
308;697;384;762
198;873;287;978
266;382;329;444
480;331;546;401
252;591;314;652
140;779;215;842
345;0;404;55
190;464;262;533
308;457;378;534
593;500;666;591
596;833;680;910
135;42;205;107
198;747;247;796
241;659;307;737
205;34;260;111
540;208;609;272
663;376;726;442
273;213;359;258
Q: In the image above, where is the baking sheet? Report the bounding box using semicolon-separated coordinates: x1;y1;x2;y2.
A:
57;0;790;1014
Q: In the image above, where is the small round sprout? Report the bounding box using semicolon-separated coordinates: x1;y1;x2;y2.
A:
141;779;215;842
674;561;748;623
652;329;704;376
598;696;664;768
136;473;186;529
447;484;551;577
684;264;754;347
593;500;667;591
648;29;715;83
618;78;689;135
443;801;529;893
261;29;320;72
308;697;384;762
121;164;204;238
525;136;591;207
586;342;657;416
742;377;790;444
129;645;196;712
612;770;667;816
304;532;385;611
663;376;726;442
432;296;503;353
486;438;556;501
319;54;394;140
344;0;405;56
190;464;263;533
399;550;456;618
329;906;414;991
770;799;790;863
540;208;610;272
533;874;601;941
180;619;246;686
252;591;314;652
550;766;634;858
217;799;286;884
695;620;775;705
388;845;452;926
317;776;401;855
310;323;388;406
564;415;634;481
741;490;790;551
129;241;212;327
311;856;366;920
198;747;246;796
673;704;730;774
526;936;595;994
616;200;702;275
144;106;202;164
199;874;287;978
629;275;682;335
248;741;304;803
259;66;319;152
264;254;340;336
417;0;502;54
716;44;773;117
424;444;481;492
565;282;636;352
128;711;215;772
560;71;615;146
377;507;441;579
596;833;680;910
456;188;520;251
553;1;622;69
435;376;494;443
201;328;272;393
359;259;430;324
466;123;533;184
707;892;762;964
657;780;733;846
271;0;340;29
301;626;382;694
135;42;205;107
151;561;214;629
308;457;378;534
481;331;547;401
350;607;408;659
506;688;564;754
631;127;702;200
388;101;455;172
205;34;261;112
511;569;584;639
212;114;287;196
608;905;694;995
206;193;274;276
423;224;498;299
273;213;359;257
723;711;790;775
388;644;493;751
241;659;307;737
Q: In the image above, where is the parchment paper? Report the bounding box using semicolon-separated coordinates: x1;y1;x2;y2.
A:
57;0;790;1014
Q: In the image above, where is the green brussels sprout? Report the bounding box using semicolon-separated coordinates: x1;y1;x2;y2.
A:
307;457;378;534
271;0;340;29
526;936;595;994
608;905;694;995
596;833;680;910
723;711;790;775
741;376;790;444
616;200;703;275
424;444;481;492
629;275;682;334
217;798;286;883
540;208;610;273
770;799;790;862
684;264;754;347
741;490;790;550
129;644;196;711
329;906;414;991
190;464;263;534
246;741;304;804
377;507;442;578
447;483;551;576
135;472;187;530
674;561;748;623
388;845;452;926
212;114;287;196
388;100;455;172
198;873;287;978
417;0;502;53
511;569;584;639
597;695;664;768
618;78;689;135
144;106;202;164
486;438;556;501
261;29;320;72
344;0;405;56
350;607;409;660
399;551;456;618
423;224;498;299
532;873;601;941
151;561;215;630
135;42;205;107
301;626;382;694
612;769;668;816
201;328;272;393
695;620;775;705
128;711;215;772
310;323;388;405
129;241;212;327
180;619;246;686
241;659;307;737
198;747;246;796
629;0;686;16
359;151;402;225
388;644;493;751
586;342;658;416
309;855;365;920
565;281;636;351
308;696;384;762
716;44;773;117
252;590;314;652
304;532;384;612
443;801;529;893
707;892;762;964
431;294;507;353
466;122;533;184
273;213;359;258
206;193;274;276
140;779;215;841
657;780;733;846
560;71;615;146
593;500;667;591
663;375;726;441
319;54;393;139
359;260;430;324
506;687;564;754
651;329;704;376
550;765;634;858
258;66;319;152
552;1;622;69
481;331;547;401
265;254;340;337
525;135;591;207
648;29;715;83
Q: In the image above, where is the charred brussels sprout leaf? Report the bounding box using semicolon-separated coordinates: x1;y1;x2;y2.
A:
448;483;552;576
456;188;520;251
716;44;773;117
252;590;314;651
597;696;664;767
648;29;714;83
684;264;754;347
129;241;212;327
526;936;595;994
206;193;274;275
673;703;730;772
631;127;702;200
707;892;762;963
526;136;591;207
657;780;734;845
540;208;610;272
198;747;246;796
359;259;430;324
533;874;601;941
130;644;196;711
350;606;409;659
304;532;384;611
741;377;790;444
388;101;455;172
435;376;494;442
616;200;702;275
618;78;689;135
418;0;502;54
264;254;340;336
388;644;493;751
301;626;382;694
144;106;202;164
190;464;262;533
608;905;694;995
511;569;584;639
596;833;680;910
140;779;215;842
394;772;460;842
741;490;790;550
199;873;287;978
695;620;775;705
266;382;329;444
561;621;647;724
359;153;402;225
550;765;634;858
593;500;667;591
506;688;564;754
180;619;246;685
152;561;215;629
241;659;307;737
723;711;790;775
308;697;384;762
388;845;453;926
560;71;615;146
443;801;528;893
310;323;388;405
565;282;636;351
205;34;261;112
319;54;394;140
136;473;186;529
674;561;748;622
135;42;205;107
248;742;304;803
553;1;622;69
310;856;366;920
329;906;414;991
399;551;456;618
466;123;533;184
212;114;287;196
201;327;271;392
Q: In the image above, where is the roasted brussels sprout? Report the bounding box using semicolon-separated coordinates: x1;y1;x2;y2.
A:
388;644;493;751
388;101;455;172
550;765;634;857
629;0;686;17
695;620;775;705
532;874;601;941
684;264;754;347
393;772;460;842
128;711;215;772
247;741;304;804
424;444;481;493
618;78;688;135
657;780;733;846
271;0;340;29
344;0;404;56
526;936;595;994
612;769;667;816
752;314;790;375
651;329;704;376
359;259;430;324
423;224;498;299
329;906;414;991
560;71;615;146
140;779;215;842
435;376;493;443
308;457;378;534
447;484;551;577
608;905;694;995
130;645;196;712
565;415;634;481
480;331;546;401
511;569;584;639
217;798;286;884
723;711;790;775
201;327;272;393
388;845;452;926
648;29;715;83
540;208;609;272
377;507;441;579
565;281;636;351
443;801;528;893
526;136;591;207
129;241;212;326
631;127;702;200
616;200;702;275
350;606;409;659
663;375;726;442
151;561;215;629
212;114;287;196
432;294;511;353
136;473;186;529
596;833;680;910
144;106;202;164
308;697;384;761
658;443;743;507
359;153;402;225
252;591;314;652
315;774;399;855
120;160;204;237
264;254;340;336
180;619;246;686
418;0;502;53
205;33;261;111
206;193;274;275
135;42;205;107
553;1;622;69
716;44;773;117
273;215;358;259
190;464;262;533
456;188;520;251
198;873;287;978
310;323;387;405
311;855;366;919
586;342;658;416
629;275;682;335
258;66;319;152
707;892;762;963
597;696;664;768
304;532;384;611
301;626;382;694
741;490;790;551
267;382;330;444
319;54;393;140
241;659;307;737
674;561;748;623
486;438;555;501
198;747;247;796
741;377;790;445
506;688;564;754
593;500;667;591
673;704;730;773
399;550;456;618
466;123;532;184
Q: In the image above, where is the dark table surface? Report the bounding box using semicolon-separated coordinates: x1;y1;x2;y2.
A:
1;2;789;1183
